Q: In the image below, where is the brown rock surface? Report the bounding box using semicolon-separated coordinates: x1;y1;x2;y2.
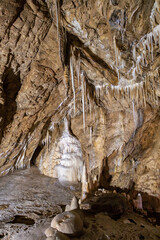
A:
0;0;160;235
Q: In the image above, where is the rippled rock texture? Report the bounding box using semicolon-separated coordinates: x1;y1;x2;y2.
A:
0;0;160;215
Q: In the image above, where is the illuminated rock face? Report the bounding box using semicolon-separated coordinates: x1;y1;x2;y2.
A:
38;118;84;182
0;0;159;201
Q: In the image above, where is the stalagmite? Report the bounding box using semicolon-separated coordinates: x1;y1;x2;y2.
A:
44;117;84;182
81;163;88;201
136;193;143;210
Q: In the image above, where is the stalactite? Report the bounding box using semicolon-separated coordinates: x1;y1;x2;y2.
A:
15;143;27;170
70;46;76;114
89;126;92;144
55;0;60;41
113;36;121;81
89;93;92;121
81;71;86;131
142;82;146;108
95;85;101;104
136;56;142;74
109;81;148;107
146;33;154;62
48;154;54;177
132;44;136;61
113;35;128;81
64;66;69;96
120;9;125;43
132;66;137;80
55;0;61;61
150;2;157;28
76;51;81;87
129;24;160;92
114;36;118;67
84;79;87;111
132;100;137;129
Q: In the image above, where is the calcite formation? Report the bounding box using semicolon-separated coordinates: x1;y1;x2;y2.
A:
0;0;160;213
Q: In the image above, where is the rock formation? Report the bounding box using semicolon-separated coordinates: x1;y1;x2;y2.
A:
0;0;160;219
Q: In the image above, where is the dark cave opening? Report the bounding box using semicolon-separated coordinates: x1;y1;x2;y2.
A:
8;215;35;225
30;145;43;166
1;68;21;138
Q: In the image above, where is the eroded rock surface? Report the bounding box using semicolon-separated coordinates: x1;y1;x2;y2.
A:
0;0;160;231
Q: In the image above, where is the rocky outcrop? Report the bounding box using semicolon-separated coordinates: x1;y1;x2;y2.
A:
0;0;159;212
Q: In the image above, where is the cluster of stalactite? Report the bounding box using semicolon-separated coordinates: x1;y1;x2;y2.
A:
4;0;159;201
34;0;160;200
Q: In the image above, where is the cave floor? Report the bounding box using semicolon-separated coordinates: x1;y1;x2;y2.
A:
0;167;78;240
0;167;160;240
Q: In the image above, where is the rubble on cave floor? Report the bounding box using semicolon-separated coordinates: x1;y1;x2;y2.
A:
0;167;159;240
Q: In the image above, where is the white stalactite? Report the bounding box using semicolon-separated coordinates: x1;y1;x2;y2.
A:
132;44;136;61
70;48;76;114
90;126;92;144
76;52;81;87
47;130;49;152
55;0;61;60
81;72;86;131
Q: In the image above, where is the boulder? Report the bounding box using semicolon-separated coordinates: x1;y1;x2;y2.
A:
81;193;126;219
45;227;55;237
65;196;79;211
46;231;70;240
51;210;83;236
65;204;71;211
70;196;79;210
